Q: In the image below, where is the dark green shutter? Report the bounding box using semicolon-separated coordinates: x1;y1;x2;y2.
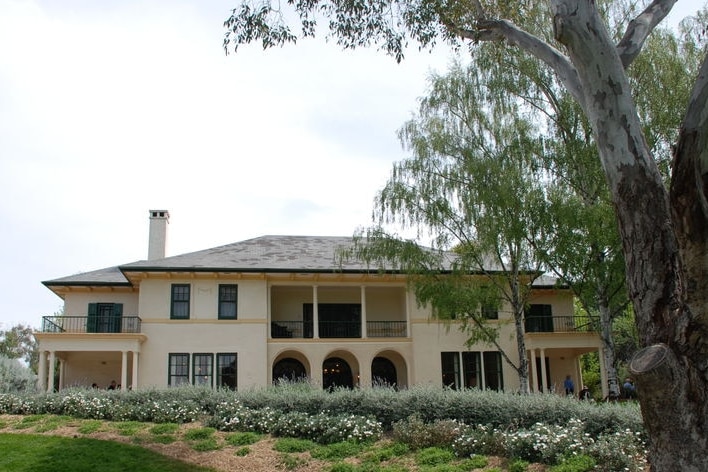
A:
112;303;123;333
87;303;98;333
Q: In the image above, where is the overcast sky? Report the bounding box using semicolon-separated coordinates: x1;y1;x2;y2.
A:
0;0;701;330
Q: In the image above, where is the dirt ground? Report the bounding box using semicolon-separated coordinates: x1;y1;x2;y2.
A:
0;414;547;471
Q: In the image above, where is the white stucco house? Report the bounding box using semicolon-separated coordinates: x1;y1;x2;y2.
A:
35;210;605;395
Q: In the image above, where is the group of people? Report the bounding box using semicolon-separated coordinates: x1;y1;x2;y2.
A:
564;375;638;401
90;380;119;390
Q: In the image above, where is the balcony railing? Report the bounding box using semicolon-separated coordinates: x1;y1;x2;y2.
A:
524;315;599;334
270;320;407;339
40;316;142;334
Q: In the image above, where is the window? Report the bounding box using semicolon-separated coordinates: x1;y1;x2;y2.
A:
87;303;123;333
218;285;238;319
171;284;190;319
441;352;460;389
193;354;213;387
441;351;503;391
168;354;189;387
525;304;553;332
217;353;237;390
481;303;499;320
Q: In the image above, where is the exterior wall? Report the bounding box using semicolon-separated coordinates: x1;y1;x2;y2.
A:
39;271;596;394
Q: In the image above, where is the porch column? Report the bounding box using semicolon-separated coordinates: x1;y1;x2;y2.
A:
479;352;486;390
360;286;367;338
47;351;56;392
359;355;371;388
539;348;548;393
121;351;128;390
529;349;538;393
132;351;139;390
598;347;608;399
37;351;47;392
58;358;65;390
312;285;319;339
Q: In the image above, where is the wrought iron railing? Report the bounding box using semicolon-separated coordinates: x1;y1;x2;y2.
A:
270;320;407;338
524;315;599;334
40;316;142;334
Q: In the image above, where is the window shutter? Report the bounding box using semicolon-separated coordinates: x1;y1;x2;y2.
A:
87;303;98;333
112;303;123;333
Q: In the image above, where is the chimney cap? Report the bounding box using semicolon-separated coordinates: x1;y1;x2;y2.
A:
149;210;170;219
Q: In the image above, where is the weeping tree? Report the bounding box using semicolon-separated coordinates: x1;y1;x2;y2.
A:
224;1;708;469
345;62;550;393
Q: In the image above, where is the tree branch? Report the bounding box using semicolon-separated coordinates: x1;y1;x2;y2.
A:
616;0;677;68
447;18;586;110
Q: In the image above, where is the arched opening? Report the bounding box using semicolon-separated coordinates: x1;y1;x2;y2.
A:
322;357;353;390
272;357;307;384
371;356;397;387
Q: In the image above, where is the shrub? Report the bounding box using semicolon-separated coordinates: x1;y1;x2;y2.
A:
0;355;36;393
184;427;215;440
415;447;455;466
393;415;461;450
549;454;596;472
191;438;221;451
226;431;262;446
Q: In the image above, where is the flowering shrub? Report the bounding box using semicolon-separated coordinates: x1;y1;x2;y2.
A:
207;401;382;444
392;414;462;450
453;418;647;471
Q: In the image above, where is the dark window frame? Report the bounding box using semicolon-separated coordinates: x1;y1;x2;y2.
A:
218;284;238;320
170;284;191;319
168;353;190;387
192;353;214;387
216;353;237;390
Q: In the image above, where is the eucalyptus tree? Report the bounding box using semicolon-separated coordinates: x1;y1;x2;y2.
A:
224;1;708;469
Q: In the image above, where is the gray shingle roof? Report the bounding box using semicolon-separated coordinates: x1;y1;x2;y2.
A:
43;236;368;286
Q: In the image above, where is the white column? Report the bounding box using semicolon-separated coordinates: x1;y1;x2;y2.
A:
598;347;608;399
529;349;537;393
121;351;128;390
540;348;547;393
360;286;367;338
47;351;56;392
58;359;65;391
131;351;139;390
313;285;319;339
37;351;47;392
479;352;486;390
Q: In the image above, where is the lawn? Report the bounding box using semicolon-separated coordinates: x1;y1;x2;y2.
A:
0;433;215;472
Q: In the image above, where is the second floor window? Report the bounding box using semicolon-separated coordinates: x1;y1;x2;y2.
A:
171;284;190;319
218;284;238;319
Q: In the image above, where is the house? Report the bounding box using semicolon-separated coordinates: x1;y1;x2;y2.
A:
35;210;605;395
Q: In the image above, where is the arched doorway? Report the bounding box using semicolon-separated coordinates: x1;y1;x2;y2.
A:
272;357;307;384
322;357;353;390
371;356;397;387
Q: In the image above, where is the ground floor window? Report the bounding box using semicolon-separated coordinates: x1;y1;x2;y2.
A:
168;352;237;389
217;353;237;390
441;351;503;391
168;353;190;387
193;354;213;387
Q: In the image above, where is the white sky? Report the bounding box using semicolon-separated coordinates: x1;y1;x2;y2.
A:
0;0;701;329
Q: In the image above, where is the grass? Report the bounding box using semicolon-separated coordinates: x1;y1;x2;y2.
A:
0;433;215;472
0;413;550;471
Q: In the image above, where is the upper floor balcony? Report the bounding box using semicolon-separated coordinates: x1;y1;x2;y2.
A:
270;320;407;339
40;315;142;334
524;315;599;334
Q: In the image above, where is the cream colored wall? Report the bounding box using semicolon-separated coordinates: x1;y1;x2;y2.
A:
61;351;129;389
365;286;406;321
527;290;574;315
270;286;311;321
63;292;139;316
138;279;267;320
139;322;268;389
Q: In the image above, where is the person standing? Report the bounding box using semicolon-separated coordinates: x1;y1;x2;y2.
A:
564;375;575;396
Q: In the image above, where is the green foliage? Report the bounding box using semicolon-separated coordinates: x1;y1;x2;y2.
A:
0;433;213;471
0;324;38;372
459;454;488;469
507;458;529;472
310;440;367;460
0;355;36;393
549;454;596;472
150;423;179;435
190;438;221;452
234;446;250;456
225;431;262;446
184;427;216;440
114;421;145;436
273;437;317;453
277;453;308;470
392;415;461;450
77;419;103;434
415;447;455;466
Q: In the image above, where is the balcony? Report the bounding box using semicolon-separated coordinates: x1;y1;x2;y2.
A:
270;320;407;339
40;316;142;334
524;315;599;334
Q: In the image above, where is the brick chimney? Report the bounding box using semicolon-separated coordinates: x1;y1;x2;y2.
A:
148;210;169;260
